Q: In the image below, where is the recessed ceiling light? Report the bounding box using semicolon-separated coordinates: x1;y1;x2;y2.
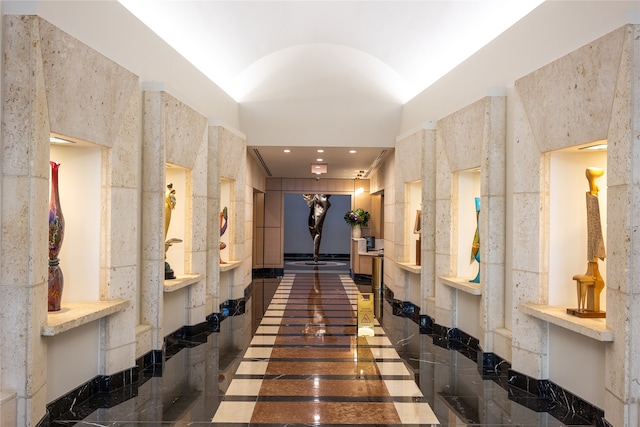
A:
579;144;608;151
49;136;75;144
283;149;290;153
317;149;324;153
316;158;323;161
349;150;357;154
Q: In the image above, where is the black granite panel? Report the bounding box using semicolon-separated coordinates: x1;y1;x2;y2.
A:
252;267;285;278
207;312;223;332
419;314;433;334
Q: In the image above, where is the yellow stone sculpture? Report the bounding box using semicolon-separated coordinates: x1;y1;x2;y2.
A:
568;167;606;318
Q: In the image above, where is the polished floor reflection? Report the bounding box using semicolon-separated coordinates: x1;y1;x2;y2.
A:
213;272;437;425
52;269;576;426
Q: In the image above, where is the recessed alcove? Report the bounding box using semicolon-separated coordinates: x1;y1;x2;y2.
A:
455;169;481;282
549;143;607;309
46;135;130;402
164;164;187;277
405;180;422;266
49;139;101;302
522;142;609;342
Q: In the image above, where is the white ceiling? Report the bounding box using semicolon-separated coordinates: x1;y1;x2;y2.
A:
117;0;544;179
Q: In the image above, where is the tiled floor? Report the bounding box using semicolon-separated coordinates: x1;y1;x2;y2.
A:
212;272;438;426
52;268;577;426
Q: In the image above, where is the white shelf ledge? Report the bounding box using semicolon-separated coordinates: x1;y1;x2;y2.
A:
520;303;613;342
439;276;481;295
164;274;204;293
42;300;129;336
397;262;421;274
220;260;242;272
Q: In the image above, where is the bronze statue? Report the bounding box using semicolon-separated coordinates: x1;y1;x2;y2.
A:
303;194;331;263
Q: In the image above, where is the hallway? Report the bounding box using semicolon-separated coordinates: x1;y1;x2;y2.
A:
50;270;583;426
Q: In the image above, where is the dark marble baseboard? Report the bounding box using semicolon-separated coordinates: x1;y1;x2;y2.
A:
42;276;609;427
383;295;607;426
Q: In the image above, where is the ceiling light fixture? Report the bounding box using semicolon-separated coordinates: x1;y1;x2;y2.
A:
579;144;608;151
311;163;328;174
317;149;324;153
49;136;75;144
284;149;291;153
349;150;357;154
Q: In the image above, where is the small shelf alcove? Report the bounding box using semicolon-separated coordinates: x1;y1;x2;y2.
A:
406;180;422;267
164;164;187;280
439;168;481;289
521;142;608;337
46;137;129;334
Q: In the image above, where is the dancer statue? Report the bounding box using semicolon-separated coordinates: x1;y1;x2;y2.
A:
303;194;331;263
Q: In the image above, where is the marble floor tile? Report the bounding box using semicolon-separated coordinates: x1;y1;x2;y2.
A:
242;346;273;359
236;361;269;375
383;379;424;397
376;361;413;376
224;378;264;396
250;335;277;345
255;325;281;334
211;401;256;423
394;401;440;424
55;270;581;426
250;401;403;425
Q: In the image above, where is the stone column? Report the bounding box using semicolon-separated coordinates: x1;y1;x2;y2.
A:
0;15;50;426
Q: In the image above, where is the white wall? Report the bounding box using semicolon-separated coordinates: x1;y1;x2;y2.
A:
50;144;101;302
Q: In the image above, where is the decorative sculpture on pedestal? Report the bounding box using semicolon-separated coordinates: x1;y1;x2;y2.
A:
568;167;606;318
48;161;65;311
469;197;480;283
164;183;182;279
304;194;331;264
414;209;422;266
220;206;228;264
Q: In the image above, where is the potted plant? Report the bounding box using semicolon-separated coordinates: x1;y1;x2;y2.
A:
344;208;370;238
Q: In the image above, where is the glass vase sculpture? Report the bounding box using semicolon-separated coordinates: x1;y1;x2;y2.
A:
469;197;480;284
220;207;228;263
48;161;65;311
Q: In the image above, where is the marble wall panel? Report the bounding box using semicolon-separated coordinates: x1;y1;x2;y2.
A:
512;27;639;418
483;195;506;265
142;90;208;343
515;27;625;153
103;187;139;268
206;126;221;302
163;93;207;169
421;129;437;307
1;176;48;285
438;99;485;172
38;18;138;148
3;16;54;179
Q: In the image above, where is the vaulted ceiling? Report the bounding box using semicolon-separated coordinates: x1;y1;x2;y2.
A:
118;1;543;178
